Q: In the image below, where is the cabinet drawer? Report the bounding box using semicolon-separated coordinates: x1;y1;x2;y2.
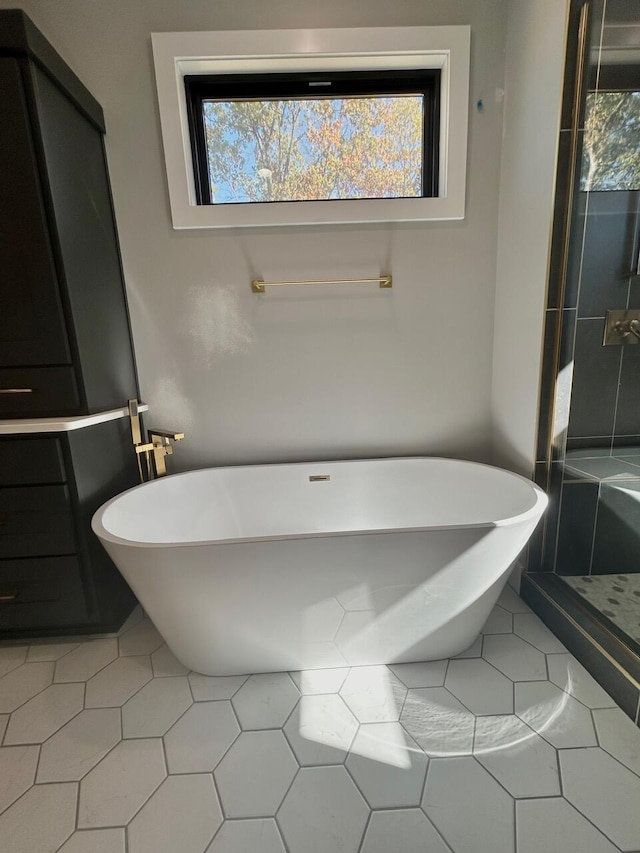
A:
0;555;88;630
0;437;66;485
0;485;75;558
0;367;79;416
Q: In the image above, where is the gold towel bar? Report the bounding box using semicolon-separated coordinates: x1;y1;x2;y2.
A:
251;275;392;293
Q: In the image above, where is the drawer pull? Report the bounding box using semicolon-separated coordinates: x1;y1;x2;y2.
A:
0;388;34;394
0;590;19;603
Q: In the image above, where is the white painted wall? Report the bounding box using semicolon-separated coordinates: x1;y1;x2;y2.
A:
3;0;509;470
491;0;569;475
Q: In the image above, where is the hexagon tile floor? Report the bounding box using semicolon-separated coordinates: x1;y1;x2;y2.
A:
1;586;640;853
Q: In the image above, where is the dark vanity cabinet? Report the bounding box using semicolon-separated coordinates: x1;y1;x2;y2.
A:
0;9;137;417
0;11;139;637
0;422;138;636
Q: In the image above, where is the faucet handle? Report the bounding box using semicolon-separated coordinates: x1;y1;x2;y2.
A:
134;442;154;454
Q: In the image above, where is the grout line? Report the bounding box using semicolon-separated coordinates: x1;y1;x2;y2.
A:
469;753;516;801
277;814;294;853
555;743;564;798
225;723;298;735
0;744;40;818
231;676;250;698
419;753;431;812
208;722;240;775
72;779;80;834
419;757;473;853
211;769;228;822
121;761;166;829
552;470;566;575
274;764;301;824
157;691;196;754
227;697;242;732
284;670;302;695
85;658;154;710
160;726;170;778
590;708;602;751
30;704;85;780
204;804;225;848
443;656;451;682
609;339;626;453
558;758;630;850
280;692;302;732
355;808;372;853
478;644;533;700
600;744;640;783
54;644;122;687
567;433;640;440
198;779;226;853
572;143;590;316
397;682;410;720
223;810;302;821
185;672;197;703
343;752;372;809
1;662;58;717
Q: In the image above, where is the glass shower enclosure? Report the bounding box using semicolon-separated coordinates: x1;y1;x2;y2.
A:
524;0;640;723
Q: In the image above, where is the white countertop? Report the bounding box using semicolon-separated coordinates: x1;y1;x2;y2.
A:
0;403;149;435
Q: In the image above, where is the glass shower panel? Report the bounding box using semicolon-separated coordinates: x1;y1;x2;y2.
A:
555;0;640;652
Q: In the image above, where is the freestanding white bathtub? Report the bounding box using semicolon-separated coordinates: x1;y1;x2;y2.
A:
92;458;547;676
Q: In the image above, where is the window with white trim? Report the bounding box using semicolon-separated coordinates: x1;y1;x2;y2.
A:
151;26;470;228
185;69;440;205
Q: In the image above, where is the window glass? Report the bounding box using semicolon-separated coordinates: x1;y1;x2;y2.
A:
185;69;440;207
202;95;424;204
581;90;640;191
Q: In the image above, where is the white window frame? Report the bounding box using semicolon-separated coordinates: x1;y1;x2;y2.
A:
151;26;470;229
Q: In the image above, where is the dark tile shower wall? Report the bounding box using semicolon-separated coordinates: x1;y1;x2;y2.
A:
592;480;640;573
567;191;640;444
553;213;640;576
556;477;640;576
555;481;599;574
556;192;640;578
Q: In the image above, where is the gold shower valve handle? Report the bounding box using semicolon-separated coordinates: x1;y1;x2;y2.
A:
603;310;640;346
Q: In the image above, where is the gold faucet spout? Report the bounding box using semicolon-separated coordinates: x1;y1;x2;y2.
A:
148;429;184;442
146;428;185;477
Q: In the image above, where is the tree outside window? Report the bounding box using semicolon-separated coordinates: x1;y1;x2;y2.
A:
203;95;424;204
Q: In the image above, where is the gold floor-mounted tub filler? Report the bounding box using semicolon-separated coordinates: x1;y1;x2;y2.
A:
128;399;184;482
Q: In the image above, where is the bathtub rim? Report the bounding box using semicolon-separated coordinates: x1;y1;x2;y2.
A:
91;456;548;550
